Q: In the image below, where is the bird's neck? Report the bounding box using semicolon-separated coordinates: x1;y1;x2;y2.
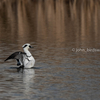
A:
24;48;31;57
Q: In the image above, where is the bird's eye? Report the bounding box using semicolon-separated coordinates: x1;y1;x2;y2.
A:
29;45;32;48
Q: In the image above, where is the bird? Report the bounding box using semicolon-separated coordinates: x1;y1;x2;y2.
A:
5;43;35;71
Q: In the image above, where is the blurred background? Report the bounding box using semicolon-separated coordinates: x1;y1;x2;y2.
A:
0;0;100;100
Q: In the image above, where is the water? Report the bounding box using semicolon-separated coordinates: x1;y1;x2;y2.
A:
0;0;100;100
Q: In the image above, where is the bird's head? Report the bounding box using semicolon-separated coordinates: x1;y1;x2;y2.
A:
22;43;33;50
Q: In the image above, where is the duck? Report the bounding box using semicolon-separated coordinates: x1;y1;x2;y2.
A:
5;43;35;71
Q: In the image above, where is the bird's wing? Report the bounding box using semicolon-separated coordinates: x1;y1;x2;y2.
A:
4;51;26;61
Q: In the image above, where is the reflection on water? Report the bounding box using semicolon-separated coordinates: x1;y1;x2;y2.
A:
0;0;100;100
22;69;35;97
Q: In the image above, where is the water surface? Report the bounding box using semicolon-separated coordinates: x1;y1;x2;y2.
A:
0;0;100;100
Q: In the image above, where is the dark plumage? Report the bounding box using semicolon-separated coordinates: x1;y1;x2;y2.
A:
5;51;26;66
